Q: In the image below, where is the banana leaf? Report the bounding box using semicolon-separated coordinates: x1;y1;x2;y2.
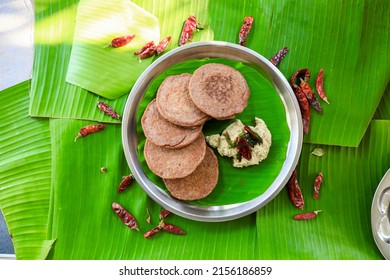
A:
47;118;258;259
31;0;389;147
30;0;126;123
374;83;390;120
256;120;390;259
65;0;161;99
3;0;389;260
0;81;54;260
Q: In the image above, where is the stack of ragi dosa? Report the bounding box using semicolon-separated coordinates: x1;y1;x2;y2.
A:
141;63;250;200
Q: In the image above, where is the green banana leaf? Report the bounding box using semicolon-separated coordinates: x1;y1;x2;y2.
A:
31;0;388;147
65;0;161;99
256;120;390;259
30;0;126;123
47;118;258;259
374;83;390;120
1;0;389;260
0;81;54;260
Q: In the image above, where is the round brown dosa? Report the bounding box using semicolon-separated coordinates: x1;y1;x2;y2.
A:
141;99;202;148
144;134;206;179
163;147;219;200
189;63;250;119
156;73;209;127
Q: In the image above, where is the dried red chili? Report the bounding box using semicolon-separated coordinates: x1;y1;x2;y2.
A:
74;124;106;142
244;125;263;145
237;136;252;160
290;69;311;134
117;174;134;193
105;34;135;48
238;16;254;46
287;170;304;210
159;221;186;235
156;36;171;55
144;226;161;238
316;69;329;104
134;41;157;59
292;85;311;134
179;16;202;46
112;202;139;231
293;210;321;220
97;101;120;119
313;172;324;200
300;78;323;114
270;47;288;67
159;209;171;219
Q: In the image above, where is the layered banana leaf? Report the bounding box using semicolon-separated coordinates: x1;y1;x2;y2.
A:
47;119;258;259
374;83;390;120
256;120;390;259
30;0;389;146
0;81;54;259
1;0;389;260
65;0;160;99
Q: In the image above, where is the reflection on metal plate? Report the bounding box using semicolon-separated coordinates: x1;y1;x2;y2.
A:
371;169;390;259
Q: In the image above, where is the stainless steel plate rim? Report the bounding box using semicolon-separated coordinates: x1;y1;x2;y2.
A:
122;41;303;222
371;168;390;259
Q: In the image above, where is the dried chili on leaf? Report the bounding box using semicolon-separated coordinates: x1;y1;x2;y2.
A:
156;36;171;55
159;221;186;235
159;209;171;219
117;174;134;193
112;202;139;231
74;124;106;142
97;101;120;119
292;85;311;134
293;210;321;220
316;68;330;104
270;47;288;67
313;172;324;200
134;41;157;60
299;78;323;114
179;16;203;46
287;170;304;210
105;34;135;48
144;226;161;238
238;16;254;46
290;69;312;134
